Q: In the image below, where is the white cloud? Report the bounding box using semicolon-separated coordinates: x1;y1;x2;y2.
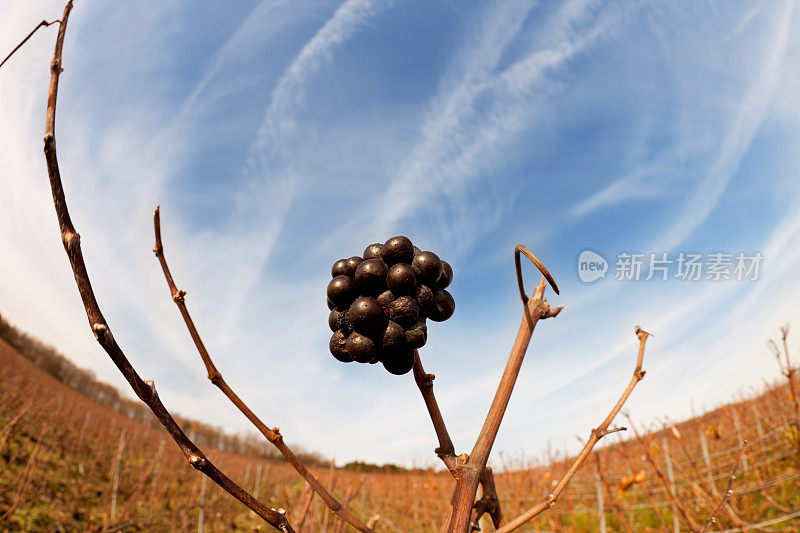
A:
2;0;800;468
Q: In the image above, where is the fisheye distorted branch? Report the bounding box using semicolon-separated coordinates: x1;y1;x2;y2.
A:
494;326;650;532
40;2;293;531
445;269;564;532
153;206;373;533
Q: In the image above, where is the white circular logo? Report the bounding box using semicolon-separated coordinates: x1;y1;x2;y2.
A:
578;250;607;283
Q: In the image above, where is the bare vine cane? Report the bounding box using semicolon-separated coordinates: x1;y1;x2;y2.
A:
153;207;373;533
624;414;701;532
492;325;651;533
470;467;503;530
445;245;563;532
0;18;61;71
700;442;748;533
40;2;293;531
768;326;800;467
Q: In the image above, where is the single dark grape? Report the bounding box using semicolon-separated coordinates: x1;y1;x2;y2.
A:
331;259;348;278
382;236;414;265
327;276;357;308
429;289;455;322
412;251;442;286
387;263;417;296
347;332;379;363
376;289;395;309
348;296;385;334
405;321;427;349
382;320;406;350
416;284;435;316
329;309;352;334
437;260;453;289
363;243;384;260
328;309;340;332
388;296;419;328
329;330;352;362
344;256;363;277
355;258;388;295
382;345;415;375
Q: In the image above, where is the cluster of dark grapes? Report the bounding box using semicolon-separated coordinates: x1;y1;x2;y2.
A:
327;236;455;375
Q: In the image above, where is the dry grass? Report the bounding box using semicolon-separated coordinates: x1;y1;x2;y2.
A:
2;332;800;532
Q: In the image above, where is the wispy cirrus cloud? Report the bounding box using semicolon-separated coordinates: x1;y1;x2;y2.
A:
2;0;800;467
650;0;795;253
326;0;623;259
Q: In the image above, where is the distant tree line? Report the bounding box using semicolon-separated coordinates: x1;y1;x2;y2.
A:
0;311;328;466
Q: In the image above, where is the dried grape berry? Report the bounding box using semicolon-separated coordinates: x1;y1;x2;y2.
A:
327;275;357;308
412;251;442;286
328;309;340;332
376;289;395;312
382;236;414;265
415;284;435;316
437;260;453;289
429;289;455;322
405;321;427;349
381;345;415;375
344;256;363;277
363;243;384;260
355;258;388;295
329;309;352;334
348;296;385;334
388;296;418;328
332;259;348;278
329;330;351;362
347;332;379;363
387;263;417;296
381;320;406;350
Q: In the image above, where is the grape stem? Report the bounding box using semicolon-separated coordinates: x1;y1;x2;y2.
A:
413;350;458;472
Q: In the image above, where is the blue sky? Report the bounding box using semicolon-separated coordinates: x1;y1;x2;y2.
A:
1;0;799;467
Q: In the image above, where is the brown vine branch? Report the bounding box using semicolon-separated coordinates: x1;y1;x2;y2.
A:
664;418;746;529
514;244;559;301
769;326;800;468
446;246;564;532
594;452;634;533
152;206;373;533
0;17;60;71
40;3;293;531
700;442;748;533
493;326;650;533
625;416;700;532
413;350;458;472
614;432;668;527
470;467;503;530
